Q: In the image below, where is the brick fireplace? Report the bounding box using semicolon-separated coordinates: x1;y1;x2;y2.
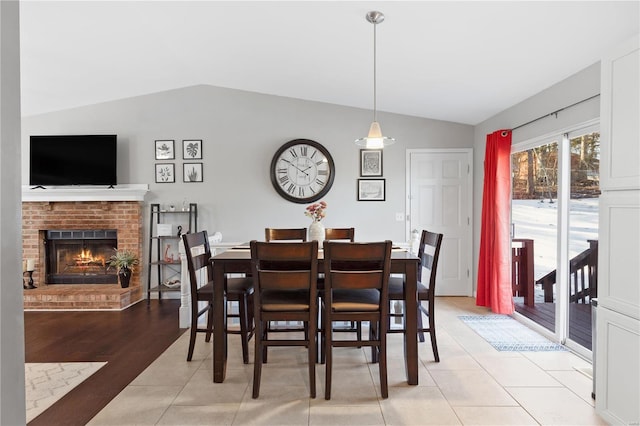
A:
22;185;148;310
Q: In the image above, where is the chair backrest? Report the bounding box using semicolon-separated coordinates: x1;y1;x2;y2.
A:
323;240;392;299
182;230;212;297
417;230;444;295
324;227;355;242
265;228;307;242
250;240;319;297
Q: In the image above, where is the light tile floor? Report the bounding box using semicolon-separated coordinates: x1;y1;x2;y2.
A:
88;297;604;425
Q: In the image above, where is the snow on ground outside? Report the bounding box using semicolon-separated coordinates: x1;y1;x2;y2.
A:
511;198;598;281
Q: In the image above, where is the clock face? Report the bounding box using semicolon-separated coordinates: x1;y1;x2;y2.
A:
270;139;335;204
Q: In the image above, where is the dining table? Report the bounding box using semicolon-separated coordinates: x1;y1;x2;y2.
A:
210;244;420;385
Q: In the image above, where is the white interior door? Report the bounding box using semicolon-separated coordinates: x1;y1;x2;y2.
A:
406;149;473;296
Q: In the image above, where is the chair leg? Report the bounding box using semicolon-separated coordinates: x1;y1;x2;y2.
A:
320;316;326;364
205;303;214;342
427;299;439;362
370;322;379;363
379;324;388;399
417;301;425;343
324;317;332;400
262;326;268;363
308;320;316;398
238;296;250;364
187;312;198;361
252;320;264;398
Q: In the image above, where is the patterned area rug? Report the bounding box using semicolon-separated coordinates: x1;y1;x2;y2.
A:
25;362;107;422
459;315;567;351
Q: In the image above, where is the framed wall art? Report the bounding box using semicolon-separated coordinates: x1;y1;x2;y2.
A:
183;139;203;159
183;163;203;183
357;179;385;201
155;140;175;160
155;163;175;183
360;149;383;177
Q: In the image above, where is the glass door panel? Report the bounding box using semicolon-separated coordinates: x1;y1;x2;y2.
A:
511;141;559;333
567;131;600;350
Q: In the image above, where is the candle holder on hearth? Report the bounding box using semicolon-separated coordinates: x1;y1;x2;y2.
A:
23;268;36;290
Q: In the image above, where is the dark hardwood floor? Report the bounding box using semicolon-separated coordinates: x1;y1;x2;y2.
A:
514;301;593;349
25;300;186;426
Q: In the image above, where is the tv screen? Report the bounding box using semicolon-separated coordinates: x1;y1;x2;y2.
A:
30;135;117;186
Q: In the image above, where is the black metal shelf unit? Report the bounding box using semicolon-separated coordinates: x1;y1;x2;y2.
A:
147;203;197;302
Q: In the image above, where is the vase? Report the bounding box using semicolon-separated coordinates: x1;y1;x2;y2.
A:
118;267;131;288
309;220;325;245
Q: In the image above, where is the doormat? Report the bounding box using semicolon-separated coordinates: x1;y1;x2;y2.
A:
25;362;107;422
459;315;567;351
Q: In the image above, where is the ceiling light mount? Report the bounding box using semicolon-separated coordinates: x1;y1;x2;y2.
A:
356;10;395;149
366;10;385;25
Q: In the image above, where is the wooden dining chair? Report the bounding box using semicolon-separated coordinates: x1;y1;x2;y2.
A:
387;229;443;362
264;228;308;334
249;240;319;398
319;227;360;351
265;227;307;242
182;231;254;363
322;240;392;399
324;227;355;242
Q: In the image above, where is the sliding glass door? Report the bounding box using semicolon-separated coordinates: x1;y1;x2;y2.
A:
567;130;599;351
511;125;599;356
511;139;559;335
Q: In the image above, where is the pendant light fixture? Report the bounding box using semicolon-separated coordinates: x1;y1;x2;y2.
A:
355;10;395;149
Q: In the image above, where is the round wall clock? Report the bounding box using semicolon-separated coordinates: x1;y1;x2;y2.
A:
270;139;335;204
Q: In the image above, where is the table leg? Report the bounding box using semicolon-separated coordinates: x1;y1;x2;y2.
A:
403;261;419;385
212;261;227;383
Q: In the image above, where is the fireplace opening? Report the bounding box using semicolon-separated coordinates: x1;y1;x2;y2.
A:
44;229;118;284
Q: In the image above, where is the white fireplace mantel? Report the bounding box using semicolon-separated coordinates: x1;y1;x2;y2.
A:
22;184;149;202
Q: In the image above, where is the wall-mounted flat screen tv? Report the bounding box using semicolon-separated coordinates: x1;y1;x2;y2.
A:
30;135;118;186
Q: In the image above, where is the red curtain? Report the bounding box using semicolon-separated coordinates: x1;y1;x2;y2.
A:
477;130;514;314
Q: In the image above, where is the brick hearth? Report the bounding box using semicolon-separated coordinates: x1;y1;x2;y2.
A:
22;193;146;310
22;284;142;310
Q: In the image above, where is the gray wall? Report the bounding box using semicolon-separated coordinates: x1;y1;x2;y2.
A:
21;84;473;284
471;62;601;293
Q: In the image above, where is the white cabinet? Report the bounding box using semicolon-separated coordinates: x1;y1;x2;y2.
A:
596;34;640;425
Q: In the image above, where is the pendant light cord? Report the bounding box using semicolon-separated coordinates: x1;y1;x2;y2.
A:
373;22;377;122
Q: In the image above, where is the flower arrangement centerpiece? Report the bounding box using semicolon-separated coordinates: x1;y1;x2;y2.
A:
305;201;327;243
304;201;327;222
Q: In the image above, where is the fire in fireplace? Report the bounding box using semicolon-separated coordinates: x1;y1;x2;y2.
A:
44;229;118;284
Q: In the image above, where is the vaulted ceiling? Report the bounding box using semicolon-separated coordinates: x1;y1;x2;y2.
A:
19;1;639;124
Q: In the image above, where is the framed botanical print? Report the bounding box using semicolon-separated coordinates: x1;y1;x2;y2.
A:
155;140;175;160
183;139;203;160
360;149;383;177
183;162;203;183
155;163;175;183
357;179;385;201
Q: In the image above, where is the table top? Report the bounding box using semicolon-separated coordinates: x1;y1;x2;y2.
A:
211;244;418;261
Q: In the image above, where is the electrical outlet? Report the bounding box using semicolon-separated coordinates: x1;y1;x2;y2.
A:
395;213;405;221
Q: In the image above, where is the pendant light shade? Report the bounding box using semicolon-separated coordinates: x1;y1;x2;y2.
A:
355;11;395;148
